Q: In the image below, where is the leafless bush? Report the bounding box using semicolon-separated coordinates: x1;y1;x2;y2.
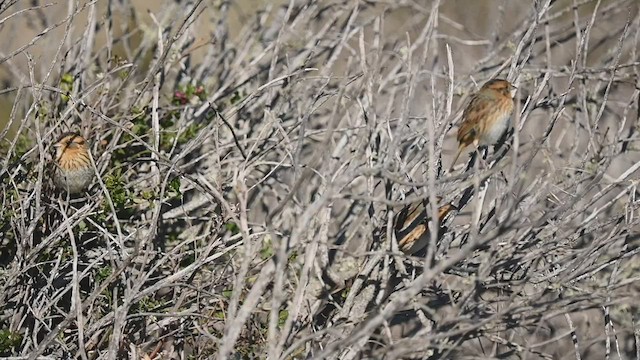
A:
0;0;639;359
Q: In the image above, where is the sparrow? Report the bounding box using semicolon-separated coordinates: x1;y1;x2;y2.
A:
450;78;516;169
52;132;94;194
394;199;457;255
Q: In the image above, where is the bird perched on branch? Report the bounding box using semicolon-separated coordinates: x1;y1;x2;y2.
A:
393;199;457;255
450;79;516;170
51;132;94;194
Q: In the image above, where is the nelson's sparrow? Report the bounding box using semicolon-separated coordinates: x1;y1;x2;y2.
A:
450;79;516;169
394;199;457;255
52;132;94;194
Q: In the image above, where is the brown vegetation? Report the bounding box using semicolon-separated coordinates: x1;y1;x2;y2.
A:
0;0;638;358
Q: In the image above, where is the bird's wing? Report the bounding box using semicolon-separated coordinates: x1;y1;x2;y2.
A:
457;95;493;146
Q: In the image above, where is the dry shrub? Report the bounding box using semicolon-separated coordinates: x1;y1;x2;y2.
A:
0;0;639;359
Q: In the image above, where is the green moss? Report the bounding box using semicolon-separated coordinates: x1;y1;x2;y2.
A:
259;238;273;260
229;90;245;105
225;221;240;234
104;170;129;211
278;309;288;328
222;289;233;299
0;130;33;159
168;177;181;195
0;329;22;353
96;266;113;283
133;296;165;313
60;73;74;103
